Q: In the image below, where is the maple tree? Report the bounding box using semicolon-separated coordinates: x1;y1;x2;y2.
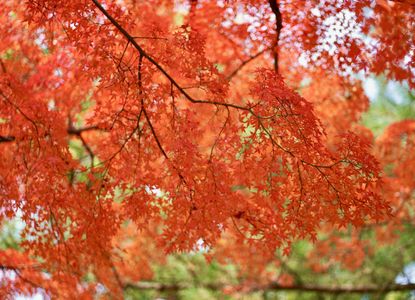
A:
0;0;414;298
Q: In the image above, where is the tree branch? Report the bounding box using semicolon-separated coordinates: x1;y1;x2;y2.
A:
91;0;251;113
124;281;415;294
0;125;102;144
226;47;272;81
387;0;415;7
0;135;15;143
258;282;415;294
67;125;100;135
268;0;283;73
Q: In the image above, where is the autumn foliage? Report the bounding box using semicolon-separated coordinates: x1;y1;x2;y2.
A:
0;0;414;298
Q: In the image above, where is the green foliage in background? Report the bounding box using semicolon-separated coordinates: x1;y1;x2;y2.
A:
362;77;415;137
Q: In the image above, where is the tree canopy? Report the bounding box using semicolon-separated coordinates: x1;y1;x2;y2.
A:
0;0;414;299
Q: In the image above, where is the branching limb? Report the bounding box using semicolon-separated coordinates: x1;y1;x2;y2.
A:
227;47;272;81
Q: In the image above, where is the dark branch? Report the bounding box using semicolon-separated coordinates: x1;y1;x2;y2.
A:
259;282;415;294
67;125;101;135
226;47;272;81
0;125;101;144
124;282;219;292
0;135;15;143
268;0;283;73
124;281;415;294
67;120;101;167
